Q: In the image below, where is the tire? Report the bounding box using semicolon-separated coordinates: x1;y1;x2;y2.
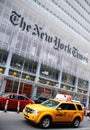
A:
39;116;52;128
72;118;80;128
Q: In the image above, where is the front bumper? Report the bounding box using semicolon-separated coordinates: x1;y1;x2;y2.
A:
22;109;40;124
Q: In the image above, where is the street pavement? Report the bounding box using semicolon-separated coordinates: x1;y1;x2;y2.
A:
0;111;90;130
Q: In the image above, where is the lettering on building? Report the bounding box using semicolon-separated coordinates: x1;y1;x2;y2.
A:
10;11;88;63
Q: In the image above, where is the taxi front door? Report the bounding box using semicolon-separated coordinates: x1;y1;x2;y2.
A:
55;109;69;122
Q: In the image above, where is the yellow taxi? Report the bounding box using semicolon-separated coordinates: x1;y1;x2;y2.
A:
22;97;84;128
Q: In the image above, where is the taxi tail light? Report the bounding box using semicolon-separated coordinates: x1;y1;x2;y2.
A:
82;112;84;120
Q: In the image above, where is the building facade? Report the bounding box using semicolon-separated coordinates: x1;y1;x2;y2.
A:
0;0;90;107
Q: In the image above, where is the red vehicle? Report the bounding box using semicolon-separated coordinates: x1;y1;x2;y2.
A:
0;93;35;111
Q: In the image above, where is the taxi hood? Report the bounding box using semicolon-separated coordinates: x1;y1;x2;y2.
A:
26;104;51;111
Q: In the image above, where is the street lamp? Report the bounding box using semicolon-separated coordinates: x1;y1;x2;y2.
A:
56;83;58;87
13;72;17;76
0;68;3;73
63;85;66;89
26;75;30;79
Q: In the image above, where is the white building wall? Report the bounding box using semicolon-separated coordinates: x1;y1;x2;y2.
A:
0;0;90;80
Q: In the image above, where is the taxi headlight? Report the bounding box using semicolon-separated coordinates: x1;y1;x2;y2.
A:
31;110;39;114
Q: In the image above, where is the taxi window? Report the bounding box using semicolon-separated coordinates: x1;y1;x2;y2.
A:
59;103;68;110
59;103;76;110
67;104;76;110
76;104;82;110
41;99;59;108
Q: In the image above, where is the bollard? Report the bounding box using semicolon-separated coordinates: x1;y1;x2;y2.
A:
4;100;9;112
17;101;20;113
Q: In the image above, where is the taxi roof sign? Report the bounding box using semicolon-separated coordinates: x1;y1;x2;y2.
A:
55;93;72;101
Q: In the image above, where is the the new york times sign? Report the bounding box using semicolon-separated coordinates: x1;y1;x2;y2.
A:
10;11;88;63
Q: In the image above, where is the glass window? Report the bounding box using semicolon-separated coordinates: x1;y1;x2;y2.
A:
67;104;76;110
24;59;37;73
5;80;18;93
78;78;88;89
41;99;59;108
61;84;75;91
10;54;24;69
9;69;21;77
24;97;28;100
40;64;59;80
18;96;24;100
76;104;82;110
0;49;8;64
62;72;76;85
11;54;37;73
22;73;35;81
11;94;18;100
59;103;76;110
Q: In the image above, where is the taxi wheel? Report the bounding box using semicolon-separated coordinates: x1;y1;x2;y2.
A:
72;118;80;128
39;116;52;128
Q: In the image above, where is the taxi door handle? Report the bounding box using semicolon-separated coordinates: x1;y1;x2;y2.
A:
62;112;67;116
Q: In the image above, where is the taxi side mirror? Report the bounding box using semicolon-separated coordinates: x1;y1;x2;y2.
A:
57;107;62;110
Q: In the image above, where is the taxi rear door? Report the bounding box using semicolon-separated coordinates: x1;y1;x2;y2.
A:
54;103;76;122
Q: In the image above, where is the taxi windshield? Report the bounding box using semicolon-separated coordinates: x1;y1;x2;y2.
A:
41;99;59;108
